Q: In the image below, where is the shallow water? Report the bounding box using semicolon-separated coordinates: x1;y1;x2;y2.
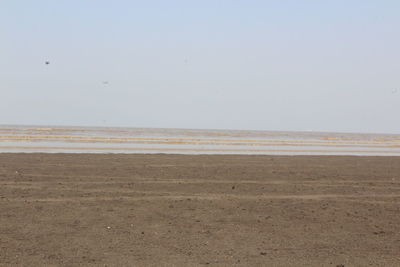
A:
1;125;400;155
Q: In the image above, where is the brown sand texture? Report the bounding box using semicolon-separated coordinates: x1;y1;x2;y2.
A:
1;153;400;266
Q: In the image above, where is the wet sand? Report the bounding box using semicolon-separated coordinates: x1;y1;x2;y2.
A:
1;153;400;266
2;125;400;155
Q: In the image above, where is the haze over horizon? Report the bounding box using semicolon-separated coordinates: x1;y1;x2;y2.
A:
1;1;399;133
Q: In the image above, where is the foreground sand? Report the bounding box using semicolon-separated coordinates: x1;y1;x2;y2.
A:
1;154;400;266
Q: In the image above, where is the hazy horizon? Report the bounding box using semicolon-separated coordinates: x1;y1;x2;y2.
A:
2;123;400;136
1;1;399;133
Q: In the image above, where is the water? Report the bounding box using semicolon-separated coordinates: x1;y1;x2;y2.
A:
1;125;400;155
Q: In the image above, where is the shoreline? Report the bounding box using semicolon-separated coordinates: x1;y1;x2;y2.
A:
1;125;400;156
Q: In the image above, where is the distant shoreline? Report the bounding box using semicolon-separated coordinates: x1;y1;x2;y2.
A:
1;125;400;156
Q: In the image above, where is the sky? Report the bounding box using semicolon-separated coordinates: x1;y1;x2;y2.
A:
1;0;399;133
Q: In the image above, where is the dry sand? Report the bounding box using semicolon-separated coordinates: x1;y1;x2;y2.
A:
1;153;400;266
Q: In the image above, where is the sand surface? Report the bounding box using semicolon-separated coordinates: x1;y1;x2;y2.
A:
1;154;400;266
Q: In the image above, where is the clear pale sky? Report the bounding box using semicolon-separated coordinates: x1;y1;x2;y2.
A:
1;1;399;133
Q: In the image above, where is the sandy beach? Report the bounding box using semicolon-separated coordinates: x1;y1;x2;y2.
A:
1;153;400;266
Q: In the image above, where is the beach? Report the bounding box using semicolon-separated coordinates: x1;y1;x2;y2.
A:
3;0;400;266
1;153;400;266
1;126;400;155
